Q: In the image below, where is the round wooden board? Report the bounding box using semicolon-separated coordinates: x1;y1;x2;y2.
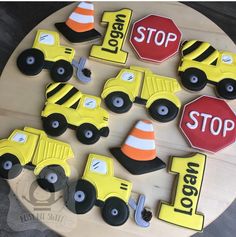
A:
1;2;236;237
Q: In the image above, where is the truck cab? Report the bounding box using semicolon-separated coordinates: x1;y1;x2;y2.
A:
83;154;132;203
33;30;75;63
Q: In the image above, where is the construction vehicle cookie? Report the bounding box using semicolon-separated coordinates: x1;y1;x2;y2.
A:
157;153;206;231
64;153;152;227
110;120;166;175
0;127;74;192
101;66;181;122
41;82;109;145
17;29;91;82
55;2;101;43
179;40;236;100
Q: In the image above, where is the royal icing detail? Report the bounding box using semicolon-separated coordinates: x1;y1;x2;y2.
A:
157;153;206;231
180;95;236;153
90;9;132;64
178;40;236;100
130;15;182;63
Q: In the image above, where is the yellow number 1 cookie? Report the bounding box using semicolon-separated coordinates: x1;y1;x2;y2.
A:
90;8;132;65
157;153;206;231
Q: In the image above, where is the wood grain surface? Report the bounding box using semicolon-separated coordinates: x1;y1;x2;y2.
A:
1;2;236;237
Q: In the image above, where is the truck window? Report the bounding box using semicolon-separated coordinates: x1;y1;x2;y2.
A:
121;71;135;82
39;33;54;45
11;132;27;143
90;159;107;175
222;54;233;64
83;98;97;109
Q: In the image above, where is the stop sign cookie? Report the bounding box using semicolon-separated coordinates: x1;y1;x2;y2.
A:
130;15;182;63
180;95;236;153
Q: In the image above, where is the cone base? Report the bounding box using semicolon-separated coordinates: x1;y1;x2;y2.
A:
55;22;101;43
110;148;166;175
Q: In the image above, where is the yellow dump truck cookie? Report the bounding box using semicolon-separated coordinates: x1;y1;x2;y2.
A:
0;127;74;192
101;66;181;122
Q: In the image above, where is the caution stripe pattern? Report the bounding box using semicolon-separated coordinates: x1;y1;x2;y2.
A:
66;2;95;33
121;120;157;161
181;40;219;65
46;83;82;109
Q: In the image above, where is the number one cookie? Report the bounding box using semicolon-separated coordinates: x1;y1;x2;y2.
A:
157;153;206;231
90;8;132;65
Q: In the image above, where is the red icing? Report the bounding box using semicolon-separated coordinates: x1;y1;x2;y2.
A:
130;15;182;63
180;95;236;153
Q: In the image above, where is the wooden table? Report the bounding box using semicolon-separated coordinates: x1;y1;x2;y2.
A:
1;2;236;237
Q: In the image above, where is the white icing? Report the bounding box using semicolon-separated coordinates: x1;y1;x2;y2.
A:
200;113;212;132
186;111;199;129
210;116;222;135
223;120;235;137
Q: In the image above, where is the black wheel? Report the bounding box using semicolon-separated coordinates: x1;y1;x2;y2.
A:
102;197;129;226
149;99;179;122
64;180;96;214
180;68;207;91
42;113;68;136
217;79;236;100
17;48;44;76
0;153;23;179
37;165;67;192
50;60;73;82
76;123;100;145
104;92;132;114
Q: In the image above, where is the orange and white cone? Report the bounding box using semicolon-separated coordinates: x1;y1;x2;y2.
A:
110;120;166;175
55;2;101;43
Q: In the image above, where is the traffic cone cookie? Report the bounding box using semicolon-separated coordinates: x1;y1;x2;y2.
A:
55;2;101;43
110;120;166;175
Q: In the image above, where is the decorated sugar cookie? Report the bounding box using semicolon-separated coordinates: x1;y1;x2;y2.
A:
64;153;152;227
180;95;236;153
130;15;182;63
90;8;132;65
55;2;101;43
0;127;74;192
101;66;182;122
17;29;92;83
157;153;206;231
179;40;236;100
17;29;75;82
41;82;109;145
110;120;166;175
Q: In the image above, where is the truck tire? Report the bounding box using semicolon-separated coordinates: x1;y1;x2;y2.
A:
180;68;207;91
42;113;68;136
17;48;44;76
104;92;132;114
216;79;236;100
50;60;73;82
64;180;96;214
37;165;67;192
149;99;179;123
0;153;23;179
102;197;129;226
76;123;100;145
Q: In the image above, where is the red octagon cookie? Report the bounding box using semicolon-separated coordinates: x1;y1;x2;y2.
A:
130;15;182;63
180;95;236;153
